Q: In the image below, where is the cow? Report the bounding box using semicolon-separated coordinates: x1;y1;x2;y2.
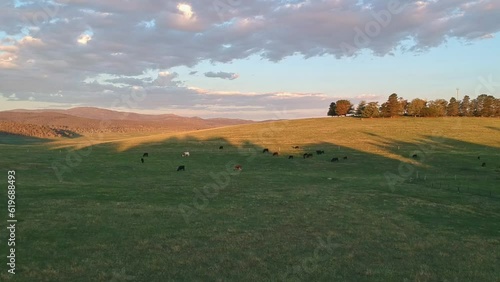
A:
292;146;300;149
273;152;279;156
412;154;418;159
234;165;242;171
316;150;325;155
177;165;185;171
219;146;224;150
331;157;339;162
288;155;294;159
303;153;313;159
143;153;149;157
477;156;480;159
343;156;348;160
182;152;190;157
482;162;486;167
141;158;144;163
263;148;269;153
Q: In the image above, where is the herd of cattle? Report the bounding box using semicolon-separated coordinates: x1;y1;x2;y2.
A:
139;146;487;171
139;145;350;171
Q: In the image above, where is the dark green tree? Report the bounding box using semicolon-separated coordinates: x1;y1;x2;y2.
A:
327;102;336;117
446;97;460;116
361;102;380;118
460;95;472;116
356;101;367;116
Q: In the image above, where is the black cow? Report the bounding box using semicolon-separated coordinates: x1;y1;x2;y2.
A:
288;155;294;159
143;153;148;157
263;148;269;153
316;150;325;155
292;146;300;149
273;152;279;156
141;158;144;163
219;146;224;150
482;162;486;167
303;153;313;159
412;154;418;159
331;157;339;162
343;156;348;160
477;156;480;159
177;165;185;171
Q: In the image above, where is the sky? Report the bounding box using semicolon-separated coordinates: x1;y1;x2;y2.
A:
0;0;499;120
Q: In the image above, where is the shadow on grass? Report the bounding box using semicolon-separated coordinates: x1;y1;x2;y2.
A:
0;131;52;145
485;125;500;132
364;132;500;198
4;131;500;281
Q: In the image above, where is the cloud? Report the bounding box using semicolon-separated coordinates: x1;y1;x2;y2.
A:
189;71;198;75
204;71;240;80
0;0;499;119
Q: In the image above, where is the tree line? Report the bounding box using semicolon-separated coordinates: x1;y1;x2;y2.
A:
327;93;500;118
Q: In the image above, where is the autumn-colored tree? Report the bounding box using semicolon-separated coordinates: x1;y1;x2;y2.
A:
399;97;408;115
381;93;403;117
407;98;427;117
473;94;496;117
423;99;447;117
335;100;353;116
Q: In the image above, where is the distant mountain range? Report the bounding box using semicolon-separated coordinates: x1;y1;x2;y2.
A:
0;107;255;139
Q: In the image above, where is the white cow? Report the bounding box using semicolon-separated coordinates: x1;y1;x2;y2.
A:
182;151;190;157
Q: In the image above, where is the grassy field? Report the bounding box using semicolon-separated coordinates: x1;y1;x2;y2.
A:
0;117;499;281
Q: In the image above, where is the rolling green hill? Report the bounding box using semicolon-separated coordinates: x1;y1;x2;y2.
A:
0;117;499;281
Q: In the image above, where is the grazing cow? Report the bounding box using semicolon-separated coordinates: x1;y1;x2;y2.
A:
273;152;279;156
182;152;190;157
141;158;144;163
177;165;185;171
316;150;325;155
234;165;242;171
482;162;486;167
143;153;149;157
412;154;418;159
292;146;300;149
343;156;348;160
263;148;269;153
303;153;313;159
288;155;294;159
219;146;224;150
331;157;339;162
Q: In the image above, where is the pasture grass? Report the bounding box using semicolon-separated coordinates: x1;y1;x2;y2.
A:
0;117;499;281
